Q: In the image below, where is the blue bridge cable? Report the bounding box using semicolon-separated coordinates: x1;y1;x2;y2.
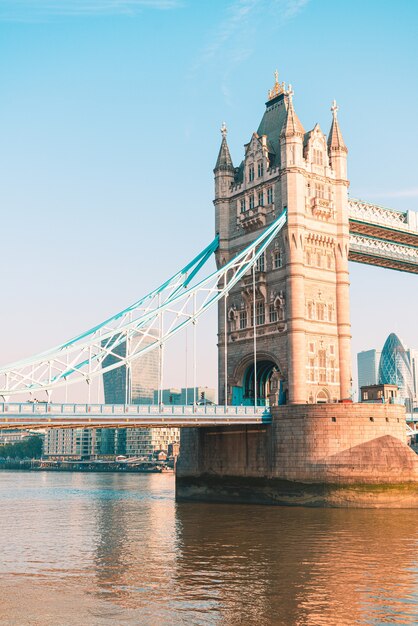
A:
0;211;287;391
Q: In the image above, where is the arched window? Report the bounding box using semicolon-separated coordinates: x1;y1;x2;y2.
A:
256;301;265;325
317;389;329;404
273;249;283;268
239;309;247;329
256;253;265;273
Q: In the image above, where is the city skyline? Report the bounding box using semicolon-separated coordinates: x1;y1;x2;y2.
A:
0;0;417;395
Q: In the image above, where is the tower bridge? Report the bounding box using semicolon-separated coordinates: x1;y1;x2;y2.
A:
2;72;418;506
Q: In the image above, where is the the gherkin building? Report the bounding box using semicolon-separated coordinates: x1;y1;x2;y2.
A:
378;333;414;410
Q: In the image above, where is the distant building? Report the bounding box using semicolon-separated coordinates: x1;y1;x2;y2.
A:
125;427;180;459
358;336;418;411
379;333;414;412
153;386;217;405
0;429;41;446
102;334;159;405
43;428;100;460
357;350;381;400
360;383;398;404
407;348;418;407
101;337;183;458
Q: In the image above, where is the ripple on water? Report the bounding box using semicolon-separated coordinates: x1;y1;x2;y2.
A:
1;471;418;625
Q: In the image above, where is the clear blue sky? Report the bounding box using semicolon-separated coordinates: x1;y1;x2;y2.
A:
0;0;417;396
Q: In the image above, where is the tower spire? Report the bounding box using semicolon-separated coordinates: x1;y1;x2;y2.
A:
214;122;234;172
328;99;347;153
280;85;305;137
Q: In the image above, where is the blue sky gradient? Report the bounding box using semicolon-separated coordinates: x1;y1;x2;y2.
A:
0;0;417;395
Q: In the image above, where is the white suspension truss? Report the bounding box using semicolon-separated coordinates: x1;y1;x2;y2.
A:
0;211;287;397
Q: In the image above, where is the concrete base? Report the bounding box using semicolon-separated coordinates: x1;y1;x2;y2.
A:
176;403;418;508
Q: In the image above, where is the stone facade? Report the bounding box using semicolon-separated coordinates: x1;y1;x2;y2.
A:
214;75;350;406
177;404;418;507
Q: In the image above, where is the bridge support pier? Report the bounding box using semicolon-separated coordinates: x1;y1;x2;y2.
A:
176;404;418;508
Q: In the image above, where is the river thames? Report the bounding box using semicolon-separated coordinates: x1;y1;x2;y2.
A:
1;471;418;625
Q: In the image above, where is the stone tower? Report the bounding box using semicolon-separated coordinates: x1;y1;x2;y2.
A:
214;73;351;406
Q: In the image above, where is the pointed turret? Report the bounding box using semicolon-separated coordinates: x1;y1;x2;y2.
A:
327;100;348;179
327;100;347;153
214;123;235;240
214;122;235;172
280;85;305;138
280;86;305;168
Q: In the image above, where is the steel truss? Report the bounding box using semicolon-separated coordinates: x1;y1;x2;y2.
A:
0;211;287;397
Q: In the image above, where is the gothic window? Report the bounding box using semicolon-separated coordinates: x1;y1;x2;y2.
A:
239;310;247;329
269;303;277;323
313;149;323;165
258;191;264;206
307;302;314;319
257;162;264;177
240;198;246;213
228;309;236;332
306;251;311;265
319;350;326;383
273;249;283;268
315;183;325;198
267;187;273;204
256;253;265;272
330;360;335;382
316;303;325;321
327;305;333;322
327;255;332;269
249;194;255;210
330;344;335;356
316;252;321;266
309;359;315;381
248;165;254;182
309;342;315;353
256;301;265;326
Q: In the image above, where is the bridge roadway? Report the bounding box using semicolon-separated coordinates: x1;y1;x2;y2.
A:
0;402;271;429
348;198;418;273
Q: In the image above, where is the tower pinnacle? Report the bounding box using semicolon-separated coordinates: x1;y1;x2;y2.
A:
280;84;304;137
214;122;234;172
268;69;285;101
327;99;347;153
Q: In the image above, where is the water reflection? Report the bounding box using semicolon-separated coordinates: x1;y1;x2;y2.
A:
1;472;418;625
174;504;418;625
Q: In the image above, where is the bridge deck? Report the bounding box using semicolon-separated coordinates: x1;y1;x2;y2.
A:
0;403;272;429
348;198;418;273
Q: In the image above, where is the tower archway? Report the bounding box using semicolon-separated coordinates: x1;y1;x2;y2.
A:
231;356;285;406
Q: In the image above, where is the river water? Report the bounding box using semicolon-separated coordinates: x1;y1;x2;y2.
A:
1;471;418;625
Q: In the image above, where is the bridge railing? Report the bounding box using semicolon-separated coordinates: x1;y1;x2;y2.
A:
0;402;270;418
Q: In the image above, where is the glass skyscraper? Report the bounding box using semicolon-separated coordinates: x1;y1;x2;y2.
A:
378;333;414;412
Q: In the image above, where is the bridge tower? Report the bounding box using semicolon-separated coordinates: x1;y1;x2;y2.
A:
214;73;351;406
177;73;418;507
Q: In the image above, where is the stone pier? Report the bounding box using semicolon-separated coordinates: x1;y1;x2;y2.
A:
176;404;418;508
